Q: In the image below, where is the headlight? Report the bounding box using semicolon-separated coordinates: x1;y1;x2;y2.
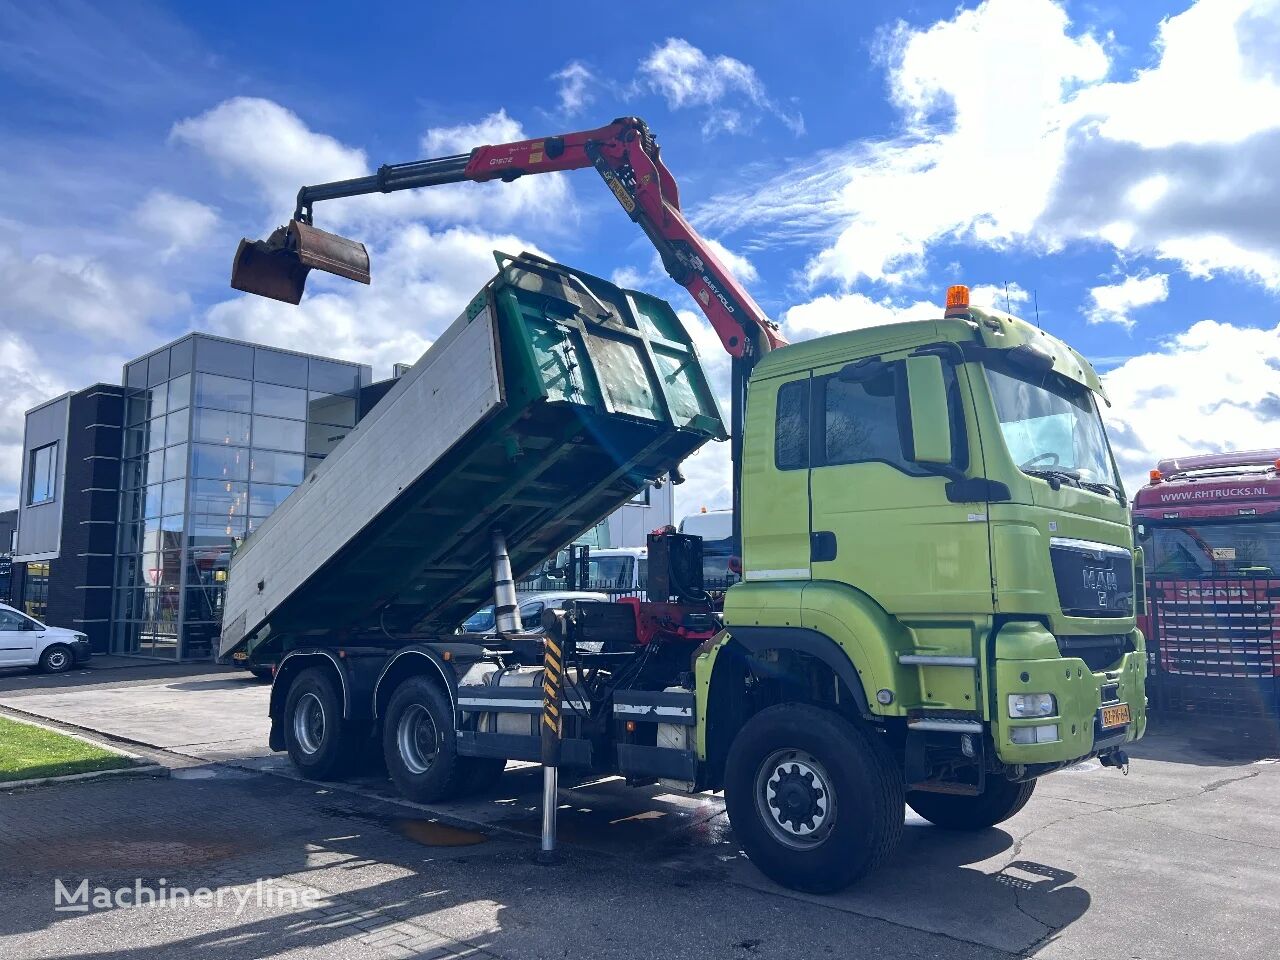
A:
1008;693;1057;718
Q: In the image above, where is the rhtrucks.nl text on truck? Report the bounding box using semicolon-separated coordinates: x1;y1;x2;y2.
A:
220;256;1146;893
1135;449;1280;716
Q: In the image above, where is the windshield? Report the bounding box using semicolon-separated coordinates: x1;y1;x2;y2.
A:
1136;521;1280;577
985;362;1120;489
587;556;634;589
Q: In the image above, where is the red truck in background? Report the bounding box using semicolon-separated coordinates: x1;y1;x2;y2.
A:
1133;449;1280;716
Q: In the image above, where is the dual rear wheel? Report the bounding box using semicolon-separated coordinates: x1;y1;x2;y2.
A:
282;669;505;798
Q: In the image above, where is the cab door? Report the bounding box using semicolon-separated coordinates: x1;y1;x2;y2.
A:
0;608;38;666
805;355;993;617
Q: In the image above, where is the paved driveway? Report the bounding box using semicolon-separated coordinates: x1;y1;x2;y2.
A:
2;662;1278;958
0;660;271;762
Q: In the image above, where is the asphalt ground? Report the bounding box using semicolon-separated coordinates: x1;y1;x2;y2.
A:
1;661;1277;959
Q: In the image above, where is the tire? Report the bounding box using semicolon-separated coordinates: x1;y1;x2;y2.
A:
724;703;904;894
39;644;74;674
907;777;1036;830
382;676;469;803
283;667;353;780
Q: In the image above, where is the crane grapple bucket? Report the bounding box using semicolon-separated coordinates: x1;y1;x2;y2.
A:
230;220;371;304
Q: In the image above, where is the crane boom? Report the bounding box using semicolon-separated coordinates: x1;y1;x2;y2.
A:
230;116;784;554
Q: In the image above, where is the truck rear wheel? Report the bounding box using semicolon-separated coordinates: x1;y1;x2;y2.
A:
724;703;904;894
382;676;470;803
907;778;1036;830
283;667;353;780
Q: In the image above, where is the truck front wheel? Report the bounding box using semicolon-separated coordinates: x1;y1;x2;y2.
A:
724;703;904;894
907;778;1036;830
283;667;353;780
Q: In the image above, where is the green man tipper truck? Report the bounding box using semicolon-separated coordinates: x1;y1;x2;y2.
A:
220;117;1146;893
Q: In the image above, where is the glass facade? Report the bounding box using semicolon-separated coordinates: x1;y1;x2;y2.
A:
111;335;368;660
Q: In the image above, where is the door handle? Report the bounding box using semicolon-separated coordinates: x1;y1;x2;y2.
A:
811;531;838;562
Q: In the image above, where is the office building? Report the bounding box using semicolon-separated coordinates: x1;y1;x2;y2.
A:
111;334;371;659
11;334;371;660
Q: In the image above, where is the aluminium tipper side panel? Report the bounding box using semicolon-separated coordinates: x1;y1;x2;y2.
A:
219;303;504;658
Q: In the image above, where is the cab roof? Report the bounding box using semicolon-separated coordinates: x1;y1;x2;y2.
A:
756;307;1107;402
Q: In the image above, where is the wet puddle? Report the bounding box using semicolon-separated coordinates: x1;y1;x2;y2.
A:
393;818;490;847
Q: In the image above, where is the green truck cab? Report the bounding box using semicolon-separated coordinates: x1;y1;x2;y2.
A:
692;299;1145;890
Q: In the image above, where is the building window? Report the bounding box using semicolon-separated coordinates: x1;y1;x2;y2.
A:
27;443;57;505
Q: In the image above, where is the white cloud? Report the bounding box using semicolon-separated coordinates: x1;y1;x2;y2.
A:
968;281;1030;311
0;242;187;344
697;0;1107;284
133;190;219;260
1084;273;1169;329
1102;317;1280;495
171;97;366;222
551;61;595;116
784;293;940;340
1077;0;1280;149
694;0;1280;293
637;38;804;136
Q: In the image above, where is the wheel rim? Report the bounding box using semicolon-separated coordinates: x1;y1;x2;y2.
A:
754;748;838;850
293;692;325;755
397;703;438;775
47;650;68;670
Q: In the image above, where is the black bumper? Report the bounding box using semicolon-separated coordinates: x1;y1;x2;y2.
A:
72;641;93;665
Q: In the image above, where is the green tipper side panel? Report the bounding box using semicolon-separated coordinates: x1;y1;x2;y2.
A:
238;253;725;657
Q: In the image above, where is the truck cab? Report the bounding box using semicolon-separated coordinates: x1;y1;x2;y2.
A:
692;301;1146;888
1133;449;1280;715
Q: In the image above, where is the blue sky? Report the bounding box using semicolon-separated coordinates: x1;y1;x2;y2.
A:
2;0;1279;516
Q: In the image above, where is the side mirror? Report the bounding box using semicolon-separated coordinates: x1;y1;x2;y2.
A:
903;355;952;465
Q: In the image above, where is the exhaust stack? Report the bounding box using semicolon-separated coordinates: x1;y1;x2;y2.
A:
231;220;371;304
490;528;523;634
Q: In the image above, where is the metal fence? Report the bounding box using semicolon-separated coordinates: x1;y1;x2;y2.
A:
1145;577;1280;716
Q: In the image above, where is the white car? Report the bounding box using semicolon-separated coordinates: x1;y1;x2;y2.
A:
0;602;92;673
457;590;610;635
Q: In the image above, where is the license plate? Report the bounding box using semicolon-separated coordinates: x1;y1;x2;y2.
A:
232;652;248;661
1100;703;1131;728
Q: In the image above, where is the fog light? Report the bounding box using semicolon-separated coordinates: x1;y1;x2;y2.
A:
1010;723;1059;745
960;734;977;758
1008;693;1056;718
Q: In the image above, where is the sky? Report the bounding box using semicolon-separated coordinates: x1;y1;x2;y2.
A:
2;0;1280;520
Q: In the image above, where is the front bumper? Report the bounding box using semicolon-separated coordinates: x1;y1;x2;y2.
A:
992;627;1147;766
72;639;93;665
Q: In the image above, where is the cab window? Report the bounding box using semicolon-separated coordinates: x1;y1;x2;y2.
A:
775;360;967;475
821;371;908;469
774;379;810;470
